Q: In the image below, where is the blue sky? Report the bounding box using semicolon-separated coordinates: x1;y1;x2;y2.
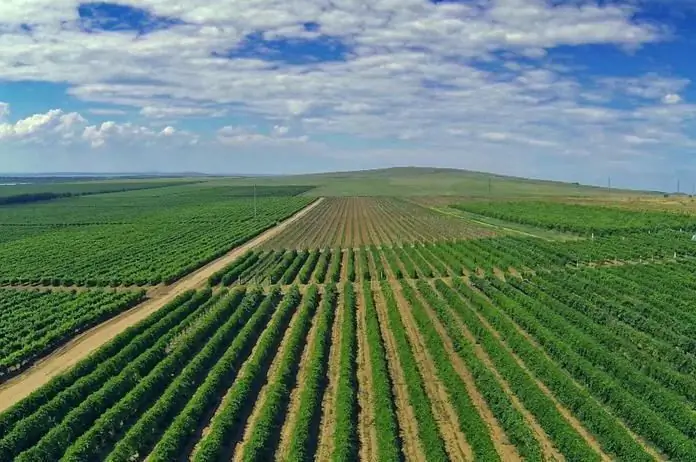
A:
1;0;696;190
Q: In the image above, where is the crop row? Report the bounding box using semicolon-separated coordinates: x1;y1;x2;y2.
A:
469;273;696;460
210;230;696;285
456;200;696;235
262;197;497;249
0;288;145;379
0;286;355;461
0;197;311;286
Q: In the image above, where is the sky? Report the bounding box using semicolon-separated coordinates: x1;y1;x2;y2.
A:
1;0;696;190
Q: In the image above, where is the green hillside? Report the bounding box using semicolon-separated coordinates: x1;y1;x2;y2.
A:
219;167;650;197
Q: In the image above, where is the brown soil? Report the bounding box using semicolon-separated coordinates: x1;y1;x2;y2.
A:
314;289;345;461
0;198;324;413
391;284;472;462
372;285;427;462
275;291;326;459
408;283;521;461
356;283;378;462
459;281;614;461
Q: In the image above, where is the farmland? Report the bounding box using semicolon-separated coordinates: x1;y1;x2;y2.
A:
1;169;696;461
262;197;497;249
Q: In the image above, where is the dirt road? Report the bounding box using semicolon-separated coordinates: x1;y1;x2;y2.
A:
0;198;324;412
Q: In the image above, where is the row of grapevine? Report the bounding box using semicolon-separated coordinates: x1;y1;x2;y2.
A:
261;197;497;250
0;289;145;378
237;285;321;460
192;286;308;460
482;272;696;457
332;283;359;460
13;289;251;461
451;279;660;460
378;282;449;460
414;280;542;461
456;200;696;235
0;289;215;460
150;287;294;461
0;197;311;287
398;281;499;460
361;281;403;460
285;284;338;460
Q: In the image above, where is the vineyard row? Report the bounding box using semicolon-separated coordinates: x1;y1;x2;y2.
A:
3;262;693;459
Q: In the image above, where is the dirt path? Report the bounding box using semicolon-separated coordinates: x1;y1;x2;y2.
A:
0;198;324;412
314;289;345;461
276;292;325;459
391;284;472;462
372;284;427;462
357;284;378;462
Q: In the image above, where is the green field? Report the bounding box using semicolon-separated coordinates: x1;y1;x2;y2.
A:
0;168;694;461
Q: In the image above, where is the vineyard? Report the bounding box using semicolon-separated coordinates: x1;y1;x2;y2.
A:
209;231;696;285
3;177;696;461
456;200;696;235
2;265;695;460
0;288;145;378
0;196;311;286
262;197;497;249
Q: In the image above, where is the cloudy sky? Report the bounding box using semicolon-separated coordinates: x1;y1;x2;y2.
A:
1;0;695;190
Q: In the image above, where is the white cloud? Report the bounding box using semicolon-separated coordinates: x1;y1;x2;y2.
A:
662;93;682;105
0;107;86;142
217;125;308;145
0;103;195;149
88;108;129;116
0;102;9;119
140;105;227;118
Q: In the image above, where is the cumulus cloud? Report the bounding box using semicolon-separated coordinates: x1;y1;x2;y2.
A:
0;108;86;142
0;102;9;119
0;103;194;148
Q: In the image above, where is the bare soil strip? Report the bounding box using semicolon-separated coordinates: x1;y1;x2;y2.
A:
0;198;324;412
357;283;378;462
372;285;428;462
391;284;472;462
314;289;345;461
457;281;615;461
413;283;521;461
276;292;326;459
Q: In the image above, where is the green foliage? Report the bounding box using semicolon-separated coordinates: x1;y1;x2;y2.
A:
0;197;311;286
0;289;145;378
379;282;449;461
361;281;403;461
457;201;696;235
191;287;303;461
332;283;359;461
398;281;499;461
